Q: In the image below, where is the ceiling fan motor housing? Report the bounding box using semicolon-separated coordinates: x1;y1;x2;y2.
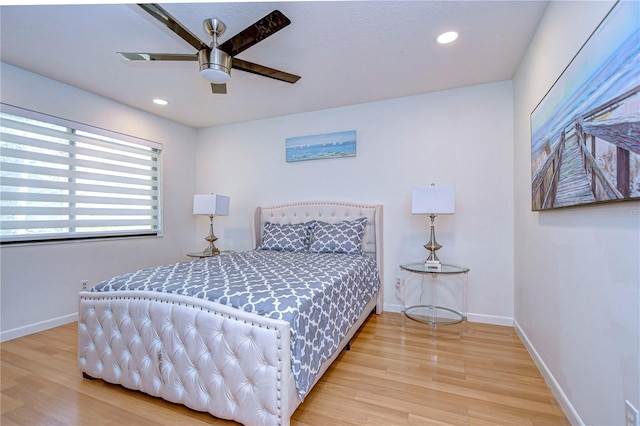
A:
198;48;232;83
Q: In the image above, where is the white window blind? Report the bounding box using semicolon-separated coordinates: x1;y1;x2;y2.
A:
0;103;162;243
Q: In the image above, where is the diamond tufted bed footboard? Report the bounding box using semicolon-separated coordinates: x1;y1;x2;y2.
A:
78;290;295;425
78;288;378;425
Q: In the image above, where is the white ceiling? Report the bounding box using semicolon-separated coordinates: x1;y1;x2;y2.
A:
0;1;547;129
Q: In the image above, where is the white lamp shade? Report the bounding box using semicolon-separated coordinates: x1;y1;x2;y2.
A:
193;194;230;216
411;185;456;215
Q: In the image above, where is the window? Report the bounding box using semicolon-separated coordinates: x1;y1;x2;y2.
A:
0;103;162;244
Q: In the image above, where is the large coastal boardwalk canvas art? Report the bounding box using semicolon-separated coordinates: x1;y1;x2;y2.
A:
286;130;356;162
531;1;639;210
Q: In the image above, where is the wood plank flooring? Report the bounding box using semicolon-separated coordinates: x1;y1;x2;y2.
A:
1;313;569;425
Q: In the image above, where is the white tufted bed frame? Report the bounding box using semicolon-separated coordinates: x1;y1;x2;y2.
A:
78;201;383;425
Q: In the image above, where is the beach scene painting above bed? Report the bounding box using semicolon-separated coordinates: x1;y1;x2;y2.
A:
286;130;356;162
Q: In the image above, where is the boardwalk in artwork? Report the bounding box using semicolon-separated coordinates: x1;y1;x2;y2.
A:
553;136;596;208
529;0;640;210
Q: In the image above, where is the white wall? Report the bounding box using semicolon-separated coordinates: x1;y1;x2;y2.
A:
512;2;640;425
0;63;198;340
195;81;515;324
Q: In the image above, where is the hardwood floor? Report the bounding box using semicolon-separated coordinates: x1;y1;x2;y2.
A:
1;313;569;425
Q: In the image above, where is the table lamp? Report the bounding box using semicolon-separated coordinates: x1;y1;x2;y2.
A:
411;184;456;270
193;194;230;256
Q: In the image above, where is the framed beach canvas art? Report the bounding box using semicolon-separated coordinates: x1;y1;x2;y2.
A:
530;1;639;211
286;130;356;162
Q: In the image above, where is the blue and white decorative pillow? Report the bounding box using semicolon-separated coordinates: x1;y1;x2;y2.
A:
258;222;312;252
309;217;367;255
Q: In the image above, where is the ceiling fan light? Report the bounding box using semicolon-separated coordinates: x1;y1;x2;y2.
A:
200;67;231;84
199;48;231;84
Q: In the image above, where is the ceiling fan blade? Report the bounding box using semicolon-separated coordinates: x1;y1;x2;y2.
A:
138;3;207;52
218;10;291;57
232;58;301;84
211;83;227;94
118;52;197;61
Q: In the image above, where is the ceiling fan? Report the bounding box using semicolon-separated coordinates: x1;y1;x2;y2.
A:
118;4;301;94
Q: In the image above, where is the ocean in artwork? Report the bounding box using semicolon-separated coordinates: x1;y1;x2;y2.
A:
286;130;356;162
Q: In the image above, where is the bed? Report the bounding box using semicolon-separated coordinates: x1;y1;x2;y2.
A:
77;201;383;425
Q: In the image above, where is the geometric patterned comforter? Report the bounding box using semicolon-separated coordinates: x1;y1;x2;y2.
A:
90;250;379;399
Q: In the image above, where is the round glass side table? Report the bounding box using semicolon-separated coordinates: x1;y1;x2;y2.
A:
399;262;470;325
187;250;234;259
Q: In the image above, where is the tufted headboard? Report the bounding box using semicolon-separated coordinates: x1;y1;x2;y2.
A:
254;201;384;308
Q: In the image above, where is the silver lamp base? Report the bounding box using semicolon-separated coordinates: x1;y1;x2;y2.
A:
201;215;221;256
424;214;442;264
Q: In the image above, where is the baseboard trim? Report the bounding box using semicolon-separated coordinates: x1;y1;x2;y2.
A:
514;319;583;426
383;303;404;313
384;303;514;326
1;313;77;342
465;313;513;326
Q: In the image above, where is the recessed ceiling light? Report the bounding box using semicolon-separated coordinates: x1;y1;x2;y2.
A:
153;98;169;106
436;31;459;44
